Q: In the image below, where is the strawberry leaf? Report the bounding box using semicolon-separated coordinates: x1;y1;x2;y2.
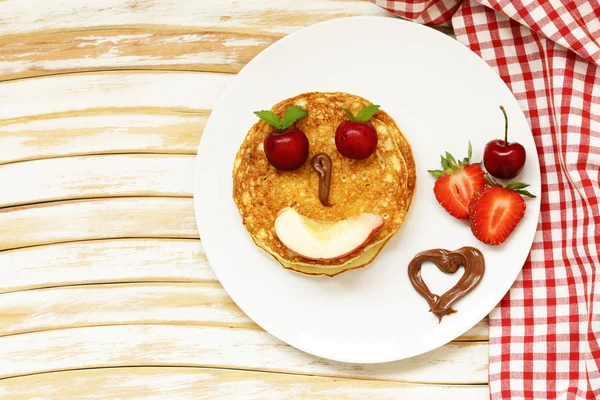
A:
505;181;530;190
467;141;472;163
484;173;500;187
515;189;536;198
254;110;282;131
341;107;356;121
281;105;308;130
430;142;477;178
428;169;446;178
445;152;458;168
355;105;380;122
440;155;450;171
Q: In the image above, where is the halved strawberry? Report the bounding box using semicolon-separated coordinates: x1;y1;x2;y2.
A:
428;142;486;220
468;175;536;245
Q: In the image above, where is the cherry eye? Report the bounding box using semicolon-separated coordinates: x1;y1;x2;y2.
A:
255;105;310;171
335;105;379;160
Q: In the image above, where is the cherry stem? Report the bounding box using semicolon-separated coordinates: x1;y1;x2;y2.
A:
500;105;508;146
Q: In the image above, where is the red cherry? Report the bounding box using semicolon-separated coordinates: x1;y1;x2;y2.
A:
335;121;378;160
483;140;526;179
264;128;309;171
483;106;526;179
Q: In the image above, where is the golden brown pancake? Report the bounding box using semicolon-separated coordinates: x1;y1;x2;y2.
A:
264;238;391;277
233;92;416;271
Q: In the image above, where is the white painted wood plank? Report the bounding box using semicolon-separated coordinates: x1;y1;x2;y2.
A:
0;0;390;35
0;197;198;251
0;72;231;120
0;29;275;80
0;282;488;339
0;367;489;400
0;154;194;207
0;11;451;82
0;283;255;335
0;324;488;383
0;239;215;293
0;113;205;164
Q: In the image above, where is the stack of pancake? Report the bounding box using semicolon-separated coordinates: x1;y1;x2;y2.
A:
233;92;416;276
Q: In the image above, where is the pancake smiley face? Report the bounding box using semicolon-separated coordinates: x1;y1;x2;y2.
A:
232;92;416;276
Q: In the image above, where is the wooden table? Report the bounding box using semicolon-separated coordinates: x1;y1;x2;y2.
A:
0;1;489;398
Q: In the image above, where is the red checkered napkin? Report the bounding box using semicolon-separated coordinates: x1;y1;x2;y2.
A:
371;1;600;399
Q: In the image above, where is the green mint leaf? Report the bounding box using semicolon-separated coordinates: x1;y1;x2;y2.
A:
467;141;472;163
254;110;282;131
516;189;536;198
428;169;446;178
440;155;450;170
445;152;457;168
341;107;356;121
505;181;530;190
281;106;308;130
355;105;380;122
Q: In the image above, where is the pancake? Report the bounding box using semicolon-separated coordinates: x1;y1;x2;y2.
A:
265;239;391;277
233;92;416;271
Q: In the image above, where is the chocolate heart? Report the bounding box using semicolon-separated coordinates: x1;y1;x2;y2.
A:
408;247;485;322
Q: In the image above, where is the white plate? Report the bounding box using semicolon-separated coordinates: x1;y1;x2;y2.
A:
194;16;541;363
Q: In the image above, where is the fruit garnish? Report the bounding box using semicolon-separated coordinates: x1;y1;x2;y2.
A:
428;142;486;220
335;104;380;160
254;105;307;132
255;105;309;171
483;106;526;179
468;174;535;245
274;207;384;260
484;173;536;198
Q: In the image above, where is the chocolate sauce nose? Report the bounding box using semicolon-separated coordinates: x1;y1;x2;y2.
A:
311;153;332;207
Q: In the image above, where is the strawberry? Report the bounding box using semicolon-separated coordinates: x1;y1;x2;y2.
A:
468;174;536;245
428;142;486;220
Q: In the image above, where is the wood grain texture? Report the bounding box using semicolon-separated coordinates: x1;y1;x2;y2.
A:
0;282;257;335
0;154;194;207
0;324;488;383
0;3;452;82
0;367;489;400
0;239;215;293
0;281;489;340
0;72;230;120
0;197;198;251
0;29;276;81
0;0;390;36
0;113;205;164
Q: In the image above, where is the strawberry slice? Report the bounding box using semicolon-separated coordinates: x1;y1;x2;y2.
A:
468;175;536;245
428;142;486;220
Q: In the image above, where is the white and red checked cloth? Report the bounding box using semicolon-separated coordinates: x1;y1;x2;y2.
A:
371;1;600;399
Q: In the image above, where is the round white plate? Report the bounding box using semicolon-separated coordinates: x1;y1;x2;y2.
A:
194;16;541;363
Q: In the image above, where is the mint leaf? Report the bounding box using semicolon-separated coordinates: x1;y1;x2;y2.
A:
428;169;446;178
506;181;530;190
516;189;536;198
254;110;282;131
355;105;380;122
281;105;307;130
341;107;356;121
